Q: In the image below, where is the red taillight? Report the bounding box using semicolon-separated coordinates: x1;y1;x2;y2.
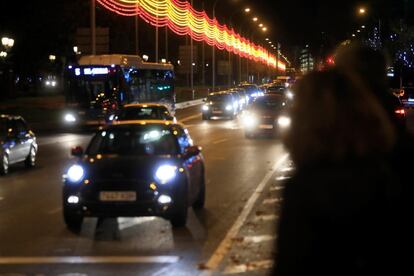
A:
395;109;405;115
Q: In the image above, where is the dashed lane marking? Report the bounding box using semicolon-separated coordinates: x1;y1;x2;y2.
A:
269;186;284;192
223;260;274;274
212;138;229;145
253;214;279;222
237;235;276;244
0;256;180;265
262;198;282;205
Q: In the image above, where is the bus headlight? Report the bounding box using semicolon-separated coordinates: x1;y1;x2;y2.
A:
64;113;76;123
155;165;177;184
278;116;291;128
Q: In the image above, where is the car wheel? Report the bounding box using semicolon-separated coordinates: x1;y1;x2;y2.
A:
170;185;188;228
25;146;36;168
192;174;206;210
202;114;210;120
0;153;9;175
63;207;83;232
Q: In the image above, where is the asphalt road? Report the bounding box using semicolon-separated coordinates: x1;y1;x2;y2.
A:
0;105;291;276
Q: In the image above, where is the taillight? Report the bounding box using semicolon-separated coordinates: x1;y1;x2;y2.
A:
395;109;405;115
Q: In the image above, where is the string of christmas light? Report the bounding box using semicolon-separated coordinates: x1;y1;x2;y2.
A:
96;0;286;71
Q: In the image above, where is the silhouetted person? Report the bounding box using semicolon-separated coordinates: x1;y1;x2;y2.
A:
274;69;399;276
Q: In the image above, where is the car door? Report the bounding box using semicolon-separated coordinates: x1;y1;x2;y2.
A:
177;127;202;202
5;119;20;163
13;119;31;161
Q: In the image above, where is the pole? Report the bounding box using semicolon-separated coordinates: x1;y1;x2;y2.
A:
191;0;194;98
212;0;219;91
155;7;159;62
91;0;96;55
202;1;205;86
165;27;169;61
228;51;231;87
135;6;139;55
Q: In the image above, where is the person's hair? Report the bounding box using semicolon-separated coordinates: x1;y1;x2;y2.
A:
284;69;396;166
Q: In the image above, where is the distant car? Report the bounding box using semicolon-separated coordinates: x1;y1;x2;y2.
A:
0;115;38;175
62;120;205;230
108;103;176;123
391;95;407;128
230;88;249;107
400;87;414;108
238;84;263;99
202;92;238;120
242;95;290;138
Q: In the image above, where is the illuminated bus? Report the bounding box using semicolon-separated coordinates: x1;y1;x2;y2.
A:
63;54;175;126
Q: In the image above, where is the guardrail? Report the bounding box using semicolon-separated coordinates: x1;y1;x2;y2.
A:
175;98;205;110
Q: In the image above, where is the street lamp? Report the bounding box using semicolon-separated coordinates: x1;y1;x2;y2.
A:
359;8;366;15
252;17;258;22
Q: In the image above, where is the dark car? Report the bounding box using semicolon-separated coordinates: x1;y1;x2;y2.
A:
108;103;176;123
238;84;263;99
0;115;38;175
62;120;205;230
400;87;414;108
201;92;238;120
242;95;290;138
391;95;407;128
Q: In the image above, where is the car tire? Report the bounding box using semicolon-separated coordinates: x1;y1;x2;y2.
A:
0;153;9;175
25;146;36;168
170;185;188;228
192;174;205;210
202;114;210;120
63;207;83;232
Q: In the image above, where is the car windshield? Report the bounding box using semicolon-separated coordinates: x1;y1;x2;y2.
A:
207;94;232;102
87;127;179;156
117;106;169;120
252;96;286;110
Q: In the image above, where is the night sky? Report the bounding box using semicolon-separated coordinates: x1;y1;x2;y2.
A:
0;0;408;74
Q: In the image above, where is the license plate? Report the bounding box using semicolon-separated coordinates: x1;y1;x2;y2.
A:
259;124;274;129
213;110;223;114
99;191;137;202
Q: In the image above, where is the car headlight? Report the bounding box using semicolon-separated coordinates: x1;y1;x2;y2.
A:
278;116;291;128
226;105;233;111
243;113;258;128
108;114;116;121
155;165;177;184
286;91;294;99
67;165;84;183
64;113;76;123
202;105;209;111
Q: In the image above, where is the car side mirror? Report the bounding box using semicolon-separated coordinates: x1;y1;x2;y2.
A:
183;146;202;158
71;146;84;157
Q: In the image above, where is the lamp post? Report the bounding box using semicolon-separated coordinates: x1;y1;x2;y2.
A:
91;0;96;55
358;6;382;46
212;0;219;91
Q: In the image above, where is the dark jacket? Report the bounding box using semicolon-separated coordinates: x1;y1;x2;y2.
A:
274;157;403;276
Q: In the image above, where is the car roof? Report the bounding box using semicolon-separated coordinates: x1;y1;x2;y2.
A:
107;120;184;129
123;103;168;108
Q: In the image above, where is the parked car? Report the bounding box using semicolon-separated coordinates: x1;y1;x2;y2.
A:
0;115;38;175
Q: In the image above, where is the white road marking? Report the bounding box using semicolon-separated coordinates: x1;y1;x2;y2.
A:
269;186;284;192
236;235;276;244
275;176;291;181
117;217;156;230
47;207;62;215
262;198;282;205
254;214;278;222
0;256;180;265
223;260;274;274
202;154;289;273
180;114;201;123
212;138;229;145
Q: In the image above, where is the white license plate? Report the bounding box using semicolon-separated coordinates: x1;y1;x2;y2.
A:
259;124;274;129
99;191;137;202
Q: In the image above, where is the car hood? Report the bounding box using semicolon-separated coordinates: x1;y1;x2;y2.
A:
81;155;178;181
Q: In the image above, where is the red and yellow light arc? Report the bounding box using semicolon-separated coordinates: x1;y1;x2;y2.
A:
96;0;286;71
